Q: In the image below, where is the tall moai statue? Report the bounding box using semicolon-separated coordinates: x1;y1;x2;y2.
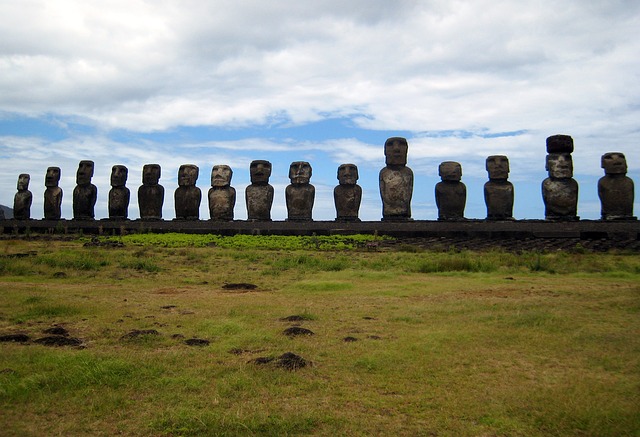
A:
13;173;32;220
484;155;514;220
435;161;466;221
108;165;130;219
379;137;413;221
245;160;274;221
44;166;63;220
73;160;97;220
334;163;362;222
138;164;164;220
174;164;201;220
286;161;314;221
542;135;579;221
208;165;235;221
598;152;636;220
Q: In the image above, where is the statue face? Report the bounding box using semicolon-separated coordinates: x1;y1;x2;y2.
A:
17;174;30;191
110;165;128;187
76;160;94;185
439;161;462;181
601;152;627;175
178;164;199;187
289;161;312;184
486;155;509;180
337;164;359;185
142;164;161;185
45;167;61;187
546;153;573;178
211;165;232;187
250;160;272;184
384;137;408;166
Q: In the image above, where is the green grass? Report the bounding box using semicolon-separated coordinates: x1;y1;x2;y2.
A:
0;237;639;436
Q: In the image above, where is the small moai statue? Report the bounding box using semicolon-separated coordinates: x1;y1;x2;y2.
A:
108;165;130;219
285;161;314;221
174;164;201;220
44;166;63;220
484;155;514;220
598;152;636;220
208;164;236;221
245;160;274;221
73;160;97;220
435;161;466;221
13;174;32;220
138;164;164;220
334;163;362;222
379;137;413;221
542;135;579;221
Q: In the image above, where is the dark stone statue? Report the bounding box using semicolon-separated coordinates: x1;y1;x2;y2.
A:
484;155;514;220
138;164;164;220
286;161;314;221
13;174;32;220
598;152;636;220
174;164;201;220
108;165;130;219
208;165;235;221
245;160;274;221
435;161;466;221
73;160;97;220
379;137;413;221
542;135;578;221
334;163;362;222
44;167;63;220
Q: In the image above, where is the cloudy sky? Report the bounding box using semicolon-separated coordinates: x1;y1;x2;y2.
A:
1;0;639;220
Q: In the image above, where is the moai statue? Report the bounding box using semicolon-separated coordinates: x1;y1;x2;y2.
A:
542;135;578;221
138;164;164;220
174;164;201;220
334;163;362;222
245;160;274;221
435;161;466;221
208;165;235;221
73;160;97;220
108;165;130;219
13;174;32;220
484;155;514;220
598;152;636;220
44;167;63;220
379;137;413;221
286;161;314;221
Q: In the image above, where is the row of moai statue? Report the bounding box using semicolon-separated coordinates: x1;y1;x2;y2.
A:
9;135;636;222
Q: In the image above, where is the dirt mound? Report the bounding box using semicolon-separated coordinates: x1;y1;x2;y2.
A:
280;315;306;322
0;333;30;343
222;283;257;290
250;352;309;370
343;336;358;342
283;327;314;337
184;338;210;346
43;326;69;336
34;335;83;347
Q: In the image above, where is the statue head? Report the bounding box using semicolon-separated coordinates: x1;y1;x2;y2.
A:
211;164;232;187
439;161;462;181
142;164;161;186
289;161;312;185
250;160;272;184
17;173;30;191
76;160;94;185
486;155;510;180
601;152;627;175
546;153;573;179
110;165;128;187
178;164;199;187
45;167;61;187
384;137;408;166
337;163;359;185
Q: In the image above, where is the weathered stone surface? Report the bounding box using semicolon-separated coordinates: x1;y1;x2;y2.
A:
598;152;636;220
334;163;362;222
73;160;97;220
286;161;314;221
44;167;63;220
246;160;274;221
13;174;32;220
108;165;130;219
208;165;235;221
174;164;201;220
542;152;579;221
435;161;466;221
379;137;413;221
138;164;164;220
546;134;574;154
484;155;514;220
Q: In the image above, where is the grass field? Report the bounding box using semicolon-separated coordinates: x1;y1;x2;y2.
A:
1;235;639;436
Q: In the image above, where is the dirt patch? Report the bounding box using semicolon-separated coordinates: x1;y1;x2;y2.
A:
43;326;69;336
184;338;210;346
120;329;160;340
250;352;309;370
34;335;83;347
283;327;314;337
343;336;358;342
161;305;177;309
280;315;306;322
0;333;30;343
53;272;67;278
222;283;258;291
229;348;266;355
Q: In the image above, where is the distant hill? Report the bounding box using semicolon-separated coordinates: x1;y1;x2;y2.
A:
0;204;13;219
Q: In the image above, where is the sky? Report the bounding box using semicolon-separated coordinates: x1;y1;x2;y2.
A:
1;0;639;221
